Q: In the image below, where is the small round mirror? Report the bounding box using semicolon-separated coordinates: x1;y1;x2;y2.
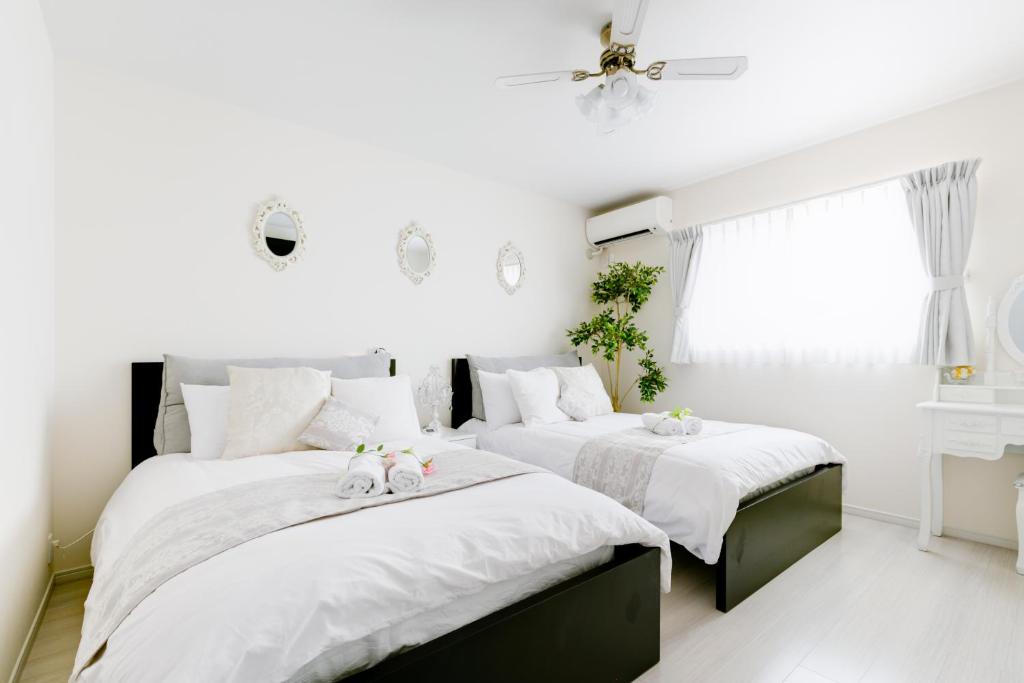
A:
264;211;298;256
406;235;431;274
252;199;306;271
496;242;526;295
397;223;436;284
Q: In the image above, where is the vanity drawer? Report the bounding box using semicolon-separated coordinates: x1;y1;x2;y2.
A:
943;430;997;454
938;385;995;403
1001;417;1024;436
943;413;997;433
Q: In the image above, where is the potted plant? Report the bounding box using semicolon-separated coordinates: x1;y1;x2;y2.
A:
567;261;668;411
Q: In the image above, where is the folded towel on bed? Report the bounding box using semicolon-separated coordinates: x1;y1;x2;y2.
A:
337;453;386;498
641;412;704;437
387;452;425;493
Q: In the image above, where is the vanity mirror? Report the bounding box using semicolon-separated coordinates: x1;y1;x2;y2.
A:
253;199;306;271
397;223;436;284
998;274;1024;365
496;242;525;295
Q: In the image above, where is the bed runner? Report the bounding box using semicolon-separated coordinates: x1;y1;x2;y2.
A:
72;449;544;681
573;428;712;515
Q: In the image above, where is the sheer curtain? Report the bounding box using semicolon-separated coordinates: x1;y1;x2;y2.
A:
685;179;927;365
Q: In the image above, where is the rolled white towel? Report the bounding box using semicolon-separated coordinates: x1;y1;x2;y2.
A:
681;416;703;436
641;412;684;436
387;452;425;493
336;453;386;498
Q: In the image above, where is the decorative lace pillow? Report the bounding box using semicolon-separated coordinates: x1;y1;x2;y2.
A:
298;397;379;451
221;366;331;459
553;364;614;421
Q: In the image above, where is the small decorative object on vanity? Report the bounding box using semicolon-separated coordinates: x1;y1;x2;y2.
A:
417;365;453;434
252;198;306;271
397;222;436;284
496;242;525;295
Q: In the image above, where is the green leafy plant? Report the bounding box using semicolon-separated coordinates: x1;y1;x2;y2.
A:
567;261;668;412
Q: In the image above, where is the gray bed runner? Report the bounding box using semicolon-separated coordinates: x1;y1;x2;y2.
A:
572;428;709;515
72;449;544;680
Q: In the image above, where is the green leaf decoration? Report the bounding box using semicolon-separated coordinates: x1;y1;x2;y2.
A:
356;444;365;453
566;261;668;411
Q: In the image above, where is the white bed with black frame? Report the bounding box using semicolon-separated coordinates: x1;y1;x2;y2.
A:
451;357;845;612
68;358;672;683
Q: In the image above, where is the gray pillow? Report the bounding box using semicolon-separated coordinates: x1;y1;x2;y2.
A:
154;352;391;455
466;352;579;421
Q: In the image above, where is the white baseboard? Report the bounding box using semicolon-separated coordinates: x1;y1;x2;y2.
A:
54;564;94;585
8;574;54;683
843;504;1018;550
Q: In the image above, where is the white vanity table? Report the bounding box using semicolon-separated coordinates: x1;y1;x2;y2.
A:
917;275;1024;574
917;397;1024;573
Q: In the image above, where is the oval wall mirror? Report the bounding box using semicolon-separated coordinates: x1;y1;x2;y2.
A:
998;274;1024;365
397;223;436;284
253;199;306;271
496;242;525;295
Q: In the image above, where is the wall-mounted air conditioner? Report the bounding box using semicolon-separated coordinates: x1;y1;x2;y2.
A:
585;196;672;257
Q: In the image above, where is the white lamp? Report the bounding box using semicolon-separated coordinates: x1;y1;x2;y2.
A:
417;365;453;434
576;69;657;134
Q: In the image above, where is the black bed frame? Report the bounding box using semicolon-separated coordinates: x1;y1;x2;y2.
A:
451;358;842;613
130;361;662;682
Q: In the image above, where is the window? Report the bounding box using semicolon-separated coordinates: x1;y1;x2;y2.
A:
686;179;926;364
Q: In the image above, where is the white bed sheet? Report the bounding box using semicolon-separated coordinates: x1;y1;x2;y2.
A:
468;413;845;563
80;436;669;683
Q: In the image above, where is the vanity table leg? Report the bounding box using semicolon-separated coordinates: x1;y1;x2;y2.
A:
930;450;943;537
1015;474;1024;575
918;445;933;551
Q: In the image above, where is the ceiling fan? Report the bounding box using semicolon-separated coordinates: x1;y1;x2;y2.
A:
496;0;748;133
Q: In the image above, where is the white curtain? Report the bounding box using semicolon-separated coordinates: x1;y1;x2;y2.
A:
668;226;704;363
901;159;980;366
684;179;926;364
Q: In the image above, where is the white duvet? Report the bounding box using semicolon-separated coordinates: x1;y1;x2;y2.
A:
467;413;845;563
79;437;670;682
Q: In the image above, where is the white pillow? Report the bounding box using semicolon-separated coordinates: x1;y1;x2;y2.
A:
222;366;331;459
330;375;421;442
506;367;569;428
180;384;231;460
298;397;379;451
477;370;522;429
553;364;614;421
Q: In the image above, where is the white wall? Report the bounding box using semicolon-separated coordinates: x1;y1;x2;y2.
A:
612;79;1024;546
0;0;54;677
52;62;593;570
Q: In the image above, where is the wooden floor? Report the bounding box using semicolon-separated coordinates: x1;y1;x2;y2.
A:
17;515;1024;682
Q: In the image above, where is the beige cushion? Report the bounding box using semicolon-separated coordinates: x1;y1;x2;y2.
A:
221;366;331;459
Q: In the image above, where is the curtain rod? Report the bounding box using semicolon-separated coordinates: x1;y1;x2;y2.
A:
683;171;911;229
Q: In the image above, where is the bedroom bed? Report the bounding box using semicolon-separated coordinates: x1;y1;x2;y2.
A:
70;361;671;683
451;358;844;612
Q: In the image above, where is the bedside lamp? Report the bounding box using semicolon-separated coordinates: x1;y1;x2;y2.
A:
417;365;453;434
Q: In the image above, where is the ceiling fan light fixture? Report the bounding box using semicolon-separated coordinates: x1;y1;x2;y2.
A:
575;72;657;134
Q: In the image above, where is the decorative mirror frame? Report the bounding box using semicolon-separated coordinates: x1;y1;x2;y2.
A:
496;241;526;295
998;274;1024;365
397;222;436;285
252;198;306;271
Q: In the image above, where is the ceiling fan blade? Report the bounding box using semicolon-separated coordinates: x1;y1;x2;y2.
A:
647;56;749;81
495;70;587;88
611;0;649;46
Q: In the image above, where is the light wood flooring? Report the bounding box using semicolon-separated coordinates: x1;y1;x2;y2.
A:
17;515;1024;682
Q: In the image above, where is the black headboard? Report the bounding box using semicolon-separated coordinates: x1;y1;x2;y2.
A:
451;359;473;430
131;358;397;469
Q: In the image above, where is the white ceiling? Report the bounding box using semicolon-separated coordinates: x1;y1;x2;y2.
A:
41;0;1024;209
